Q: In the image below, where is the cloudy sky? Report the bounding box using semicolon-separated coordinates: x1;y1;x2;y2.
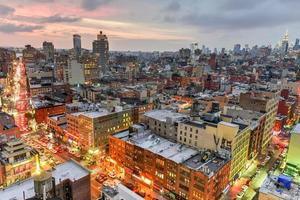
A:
0;0;299;51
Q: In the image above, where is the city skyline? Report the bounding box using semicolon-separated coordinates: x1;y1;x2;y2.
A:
0;0;300;51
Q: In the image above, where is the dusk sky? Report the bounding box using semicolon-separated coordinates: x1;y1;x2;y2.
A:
0;0;300;51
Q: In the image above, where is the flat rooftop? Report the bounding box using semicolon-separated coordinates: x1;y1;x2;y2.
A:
259;175;300;200
81;109;111;118
113;130;229;177
102;184;143;200
144;109;188;122
0;160;90;200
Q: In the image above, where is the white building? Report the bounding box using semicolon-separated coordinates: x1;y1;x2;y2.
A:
64;59;85;85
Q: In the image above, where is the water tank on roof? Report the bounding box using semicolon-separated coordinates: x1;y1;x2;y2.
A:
278;174;292;190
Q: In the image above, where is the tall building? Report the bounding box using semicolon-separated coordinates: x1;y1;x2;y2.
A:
233;44;241;55
294;38;300;50
239;91;279;152
64;59;85;85
92;31;109;71
80;53;100;83
281;30;289;54
42;41;55;62
223;106;266;160
73;34;81;58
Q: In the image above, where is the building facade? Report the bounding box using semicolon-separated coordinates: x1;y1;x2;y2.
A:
239;91;279;151
0;138;39;187
109;128;231;200
92;31;109;71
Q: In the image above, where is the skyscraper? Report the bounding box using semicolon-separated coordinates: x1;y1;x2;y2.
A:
233;44;241;55
92;31;109;72
294;38;300;50
281;30;289;54
73;34;81;59
42;41;54;62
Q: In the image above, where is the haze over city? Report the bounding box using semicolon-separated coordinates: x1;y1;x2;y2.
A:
1;0;300;51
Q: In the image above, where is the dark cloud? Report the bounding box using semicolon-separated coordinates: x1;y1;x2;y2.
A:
12;14;81;24
81;0;112;10
181;9;300;30
0;23;43;33
0;4;15;16
220;0;267;11
164;0;181;12
39;14;81;23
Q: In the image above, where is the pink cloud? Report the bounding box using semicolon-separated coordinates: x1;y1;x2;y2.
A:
14;3;120;19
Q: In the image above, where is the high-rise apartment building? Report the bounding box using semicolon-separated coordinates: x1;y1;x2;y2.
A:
92;31;109;71
73;34;81;59
64;59;85;85
42;41;55;62
80;53;100;83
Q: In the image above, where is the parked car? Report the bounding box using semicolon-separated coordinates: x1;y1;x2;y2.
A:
236;191;245;199
242;185;248;191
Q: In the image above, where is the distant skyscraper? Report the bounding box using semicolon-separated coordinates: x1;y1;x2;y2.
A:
294;38;300;50
42;41;54;62
73;34;81;59
92;31;109;72
281;30;289;54
233;44;241;55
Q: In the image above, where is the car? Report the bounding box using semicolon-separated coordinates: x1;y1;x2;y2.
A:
236;191;245;199
242;185;248;191
108;172;116;178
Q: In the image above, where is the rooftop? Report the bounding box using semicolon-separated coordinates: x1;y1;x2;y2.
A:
113;129;229;176
259;175;300;200
81;109;110;118
144;109;188;122
102;184;143;200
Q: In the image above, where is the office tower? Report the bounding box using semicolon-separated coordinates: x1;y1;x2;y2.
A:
92;31;109;72
294;38;300;50
233;44;241;55
281;30;289;54
73;34;81;58
42;41;55;62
